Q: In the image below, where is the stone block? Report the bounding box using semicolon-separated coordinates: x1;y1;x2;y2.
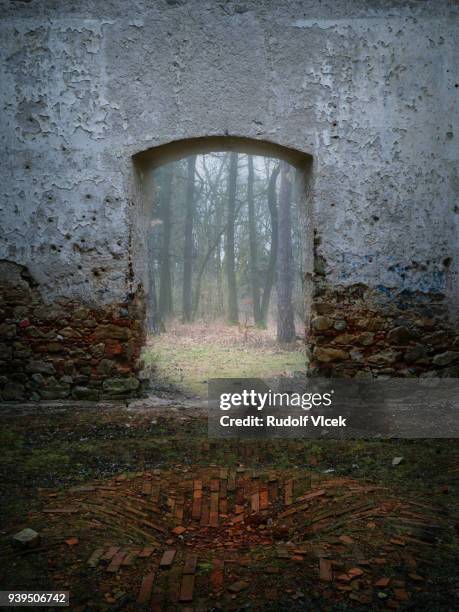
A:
72;386;101;401
102;377;140;394
2;382;25;400
404;344;428;363
12;528;40;548
387;326;417;345
313;347;348;363
367;350;400;365
25;360;56;375
311;316;332;331
93;324;131;341
433;351;459;367
97;358;115;375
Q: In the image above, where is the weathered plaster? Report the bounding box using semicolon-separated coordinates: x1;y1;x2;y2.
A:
0;0;458;313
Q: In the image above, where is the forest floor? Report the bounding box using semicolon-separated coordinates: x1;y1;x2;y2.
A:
0;398;458;611
142;320;306;397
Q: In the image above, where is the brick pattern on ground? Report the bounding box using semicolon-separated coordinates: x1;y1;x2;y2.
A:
18;454;455;609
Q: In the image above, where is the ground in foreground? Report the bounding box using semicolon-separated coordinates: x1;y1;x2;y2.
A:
0;399;458;611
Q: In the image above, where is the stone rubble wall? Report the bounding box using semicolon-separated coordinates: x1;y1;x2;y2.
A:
0;263;146;401
308;283;459;378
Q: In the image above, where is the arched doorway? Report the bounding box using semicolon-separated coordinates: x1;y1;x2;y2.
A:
131;137;314;396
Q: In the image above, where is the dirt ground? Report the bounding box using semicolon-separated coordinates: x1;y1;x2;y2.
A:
0;396;458;611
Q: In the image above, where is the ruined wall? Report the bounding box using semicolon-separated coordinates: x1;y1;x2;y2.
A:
0;0;458;398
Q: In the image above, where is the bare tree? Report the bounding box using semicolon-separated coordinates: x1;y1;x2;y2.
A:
260;163;280;327
158;164;174;319
276;162;296;343
247;155;262;325
182;155;197;322
225;152;239;325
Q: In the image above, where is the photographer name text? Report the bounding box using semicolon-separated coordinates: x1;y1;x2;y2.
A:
220;415;346;427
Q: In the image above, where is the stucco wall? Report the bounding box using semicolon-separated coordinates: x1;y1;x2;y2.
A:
0;0;458;396
1;0;458;302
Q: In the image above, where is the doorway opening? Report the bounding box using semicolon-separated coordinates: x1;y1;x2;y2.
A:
132;137;313;397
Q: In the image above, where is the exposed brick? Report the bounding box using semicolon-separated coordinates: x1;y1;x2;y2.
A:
137;571;156;604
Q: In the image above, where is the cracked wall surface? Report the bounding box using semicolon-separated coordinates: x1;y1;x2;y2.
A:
0;0;458;397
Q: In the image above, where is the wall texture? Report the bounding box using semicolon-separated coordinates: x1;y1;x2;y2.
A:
0;0;458;399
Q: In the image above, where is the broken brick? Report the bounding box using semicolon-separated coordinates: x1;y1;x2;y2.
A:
159;549;176;567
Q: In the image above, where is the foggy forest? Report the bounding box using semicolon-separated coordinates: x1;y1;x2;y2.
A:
143;153;307;394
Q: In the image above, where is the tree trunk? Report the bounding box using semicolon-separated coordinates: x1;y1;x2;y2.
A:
158;165;174;319
260;163;280;327
247;155;261;325
182;155;197;322
147;232;160;334
276;162;296;343
225;152;239;325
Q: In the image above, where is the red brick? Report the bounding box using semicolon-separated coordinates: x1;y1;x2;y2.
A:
175;505;184;523
105;339;123;356
141;481;152;496
251;492;260;512
284;480;293;506
101;546;120;561
159;549;176;567
192;496;202;520
179;574;195;602
200;501;210;526
339;535;354;545
319;559;333;582
183;553;198;574
107;550;127;573
138;546;155;558
137;571;155;604
210;559;224;590
375;577;390;587
297;489;326;502
210;489;219;508
121;549;140;566
259;489;269;510
210;510;219;528
87;548;104;568
268;481;278;502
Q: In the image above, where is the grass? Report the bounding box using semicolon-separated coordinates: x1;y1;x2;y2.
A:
142;319;306;396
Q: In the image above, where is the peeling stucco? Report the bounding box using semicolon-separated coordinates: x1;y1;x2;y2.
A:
0;0;457;320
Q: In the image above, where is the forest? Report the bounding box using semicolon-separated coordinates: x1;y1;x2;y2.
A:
146;152;306;343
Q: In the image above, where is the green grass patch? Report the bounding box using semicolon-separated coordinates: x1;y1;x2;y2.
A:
142;321;306;396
